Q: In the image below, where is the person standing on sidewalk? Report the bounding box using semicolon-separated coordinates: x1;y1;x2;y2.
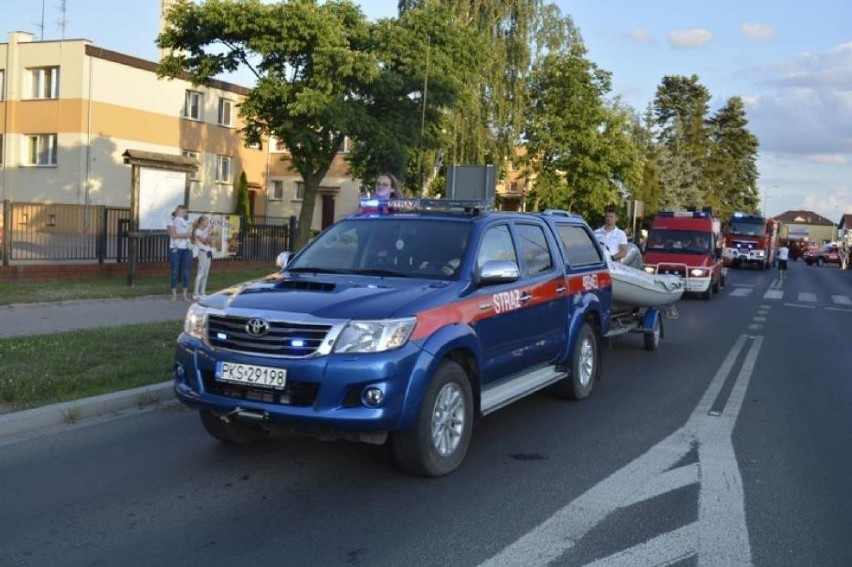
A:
191;215;214;299
167;205;193;301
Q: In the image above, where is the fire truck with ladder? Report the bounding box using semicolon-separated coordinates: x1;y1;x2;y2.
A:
642;210;726;300
720;212;779;270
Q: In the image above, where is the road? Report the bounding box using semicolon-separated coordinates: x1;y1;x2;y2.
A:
1;260;851;567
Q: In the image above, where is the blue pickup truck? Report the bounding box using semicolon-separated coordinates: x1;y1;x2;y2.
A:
174;199;615;476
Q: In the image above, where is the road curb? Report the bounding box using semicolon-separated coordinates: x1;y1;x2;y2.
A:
0;381;175;439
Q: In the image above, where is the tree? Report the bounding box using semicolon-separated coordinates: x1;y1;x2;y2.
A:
652;75;712;209
706;96;760;218
234;171;252;223
523;37;640;218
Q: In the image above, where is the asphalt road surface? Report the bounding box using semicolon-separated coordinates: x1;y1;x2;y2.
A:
2;260;851;567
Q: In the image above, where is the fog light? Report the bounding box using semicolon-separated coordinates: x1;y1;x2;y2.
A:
362;387;384;407
175;363;186;378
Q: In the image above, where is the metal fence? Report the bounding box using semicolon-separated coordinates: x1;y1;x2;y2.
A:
1;200;293;265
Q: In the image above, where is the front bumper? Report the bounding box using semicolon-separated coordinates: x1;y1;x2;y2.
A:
173;334;433;432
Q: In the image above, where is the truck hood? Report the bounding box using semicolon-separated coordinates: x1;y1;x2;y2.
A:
202;273;453;320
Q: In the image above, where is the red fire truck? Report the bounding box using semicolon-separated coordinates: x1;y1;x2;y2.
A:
643;210;726;300
720;212;779;270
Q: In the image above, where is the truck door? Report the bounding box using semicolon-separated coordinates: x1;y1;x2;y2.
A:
472;222;565;384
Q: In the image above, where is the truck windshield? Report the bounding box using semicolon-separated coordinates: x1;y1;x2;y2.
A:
646;229;712;254
287;218;474;280
729;220;765;236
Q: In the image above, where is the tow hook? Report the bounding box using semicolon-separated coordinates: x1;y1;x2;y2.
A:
219;407;268;422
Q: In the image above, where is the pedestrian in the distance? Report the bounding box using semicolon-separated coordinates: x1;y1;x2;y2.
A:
167;204;193;301
777;242;790;281
192;215;214;299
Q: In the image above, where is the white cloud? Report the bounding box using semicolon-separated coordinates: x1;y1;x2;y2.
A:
740;22;774;40
808;154;848;165
667;29;713;49
627;28;653;45
745;43;852;155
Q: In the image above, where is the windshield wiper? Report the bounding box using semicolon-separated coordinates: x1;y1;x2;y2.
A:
287;267;349;274
351;269;411;278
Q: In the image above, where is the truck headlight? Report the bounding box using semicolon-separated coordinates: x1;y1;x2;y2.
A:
644;266;656;274
184;303;208;340
689;268;708;277
333;317;417;353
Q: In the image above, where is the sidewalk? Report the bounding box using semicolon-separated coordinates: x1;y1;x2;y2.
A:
0;296;192;442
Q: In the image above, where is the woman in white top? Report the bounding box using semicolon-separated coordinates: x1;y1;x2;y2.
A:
192;215;214;299
166;205;193;300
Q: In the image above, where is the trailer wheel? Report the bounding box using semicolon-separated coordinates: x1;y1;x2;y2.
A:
644;312;661;351
555;323;598;400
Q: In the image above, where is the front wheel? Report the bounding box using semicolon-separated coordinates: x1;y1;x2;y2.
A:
555;323;598;400
199;409;269;444
391;360;473;477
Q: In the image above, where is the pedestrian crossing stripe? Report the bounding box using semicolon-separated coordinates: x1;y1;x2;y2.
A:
722;287;852;306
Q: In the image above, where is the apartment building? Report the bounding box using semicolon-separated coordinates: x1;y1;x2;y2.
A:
0;31;361;231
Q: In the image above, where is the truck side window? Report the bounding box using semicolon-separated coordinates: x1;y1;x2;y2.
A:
516;223;554;275
555;224;603;266
476;225;517;271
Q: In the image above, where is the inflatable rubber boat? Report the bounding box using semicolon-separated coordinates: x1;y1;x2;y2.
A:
606;244;684;308
609;260;684;307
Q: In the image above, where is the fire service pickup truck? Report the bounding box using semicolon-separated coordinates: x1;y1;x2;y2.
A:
174;199;623;476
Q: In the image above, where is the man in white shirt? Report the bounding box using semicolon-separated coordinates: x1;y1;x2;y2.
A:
595;205;628;261
777;243;789;281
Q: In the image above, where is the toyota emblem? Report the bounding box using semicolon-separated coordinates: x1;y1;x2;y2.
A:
245;318;270;337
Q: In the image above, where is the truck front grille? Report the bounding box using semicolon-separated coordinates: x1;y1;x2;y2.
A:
207;315;331;357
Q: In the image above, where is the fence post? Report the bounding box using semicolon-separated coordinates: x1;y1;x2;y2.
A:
288;215;297;252
97;206;107;264
2;200;10;267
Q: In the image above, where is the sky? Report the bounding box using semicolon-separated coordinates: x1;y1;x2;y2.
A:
5;0;852;223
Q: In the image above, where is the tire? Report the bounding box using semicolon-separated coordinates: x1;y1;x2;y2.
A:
644;311;661;351
817;257;825;267
555;323;598;400
712;276;720;294
199;409;269;444
701;283;712;300
391;360;473;477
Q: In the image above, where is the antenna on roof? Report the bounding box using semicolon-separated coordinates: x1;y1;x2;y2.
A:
57;0;69;40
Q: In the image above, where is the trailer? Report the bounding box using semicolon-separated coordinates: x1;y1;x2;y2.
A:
604;304;677;351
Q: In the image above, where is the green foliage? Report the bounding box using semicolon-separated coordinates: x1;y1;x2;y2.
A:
234;170;252;224
523;38;640;219
706;96;760;218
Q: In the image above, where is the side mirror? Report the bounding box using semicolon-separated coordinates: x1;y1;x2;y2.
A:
475;260;520;286
276;251;293;269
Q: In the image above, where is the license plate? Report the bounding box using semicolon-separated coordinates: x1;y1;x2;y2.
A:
216;362;287;390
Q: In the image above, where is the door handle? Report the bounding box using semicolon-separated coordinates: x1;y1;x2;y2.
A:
520;293;532;303
556;286;566;293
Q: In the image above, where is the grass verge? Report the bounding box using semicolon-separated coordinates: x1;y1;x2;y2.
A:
0;321;183;412
0;266;276;306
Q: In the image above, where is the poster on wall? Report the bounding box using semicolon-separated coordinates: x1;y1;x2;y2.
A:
138;168;186;230
189;213;241;259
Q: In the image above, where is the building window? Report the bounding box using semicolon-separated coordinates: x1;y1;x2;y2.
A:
270;137;288;153
184;90;202;120
182;150;200;181
215;155;232;183
0;134;4;167
28;67;60;99
27;134;58;166
270;180;284;200
0;70;5;100
294;182;305;200
218;98;233;127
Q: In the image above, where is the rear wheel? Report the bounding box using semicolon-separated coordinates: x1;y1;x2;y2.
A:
555;323;598;400
391;360;473;477
199;409;269;444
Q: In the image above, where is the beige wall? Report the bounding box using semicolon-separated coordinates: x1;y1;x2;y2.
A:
1;32;362;229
